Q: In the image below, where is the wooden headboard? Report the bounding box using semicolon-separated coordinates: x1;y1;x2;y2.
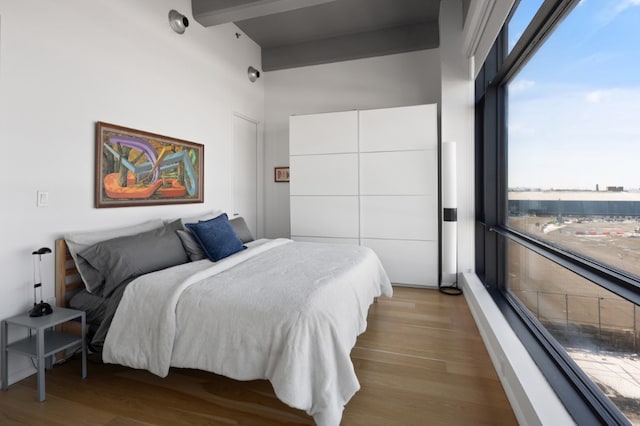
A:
55;239;84;309
54;239;84;337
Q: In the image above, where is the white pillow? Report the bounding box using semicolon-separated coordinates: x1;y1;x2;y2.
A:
64;219;164;293
180;210;223;227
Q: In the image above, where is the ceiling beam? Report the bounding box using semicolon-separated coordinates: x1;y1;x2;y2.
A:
192;0;338;27
260;22;439;71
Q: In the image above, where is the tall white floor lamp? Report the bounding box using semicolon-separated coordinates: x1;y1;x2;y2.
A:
440;140;462;295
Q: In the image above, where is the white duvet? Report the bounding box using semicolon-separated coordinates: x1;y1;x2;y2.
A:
103;238;392;426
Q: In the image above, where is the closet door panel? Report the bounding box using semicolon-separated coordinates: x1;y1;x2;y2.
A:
289;104;439;288
290;111;358;155
290;196;359;238
360;196;437;240
291;236;360;245
360;151;436;195
359;104;437;152
290;154;358;196
362;239;438;286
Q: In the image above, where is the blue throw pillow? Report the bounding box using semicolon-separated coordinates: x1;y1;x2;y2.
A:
185;213;245;262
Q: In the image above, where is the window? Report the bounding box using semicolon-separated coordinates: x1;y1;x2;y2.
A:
477;0;640;423
507;0;640;280
508;240;640;422
507;0;544;52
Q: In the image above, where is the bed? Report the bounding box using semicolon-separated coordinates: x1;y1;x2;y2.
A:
55;213;392;426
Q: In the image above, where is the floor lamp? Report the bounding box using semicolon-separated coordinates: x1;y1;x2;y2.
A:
440;141;461;295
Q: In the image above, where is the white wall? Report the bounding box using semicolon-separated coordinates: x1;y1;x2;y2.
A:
463;0;515;78
263;50;442;238
0;0;264;383
440;0;475;279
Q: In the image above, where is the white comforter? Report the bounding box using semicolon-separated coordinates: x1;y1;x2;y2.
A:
103;238;392;426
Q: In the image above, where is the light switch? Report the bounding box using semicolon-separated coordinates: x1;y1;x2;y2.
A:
37;190;49;207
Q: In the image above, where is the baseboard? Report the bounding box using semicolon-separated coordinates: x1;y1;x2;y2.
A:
461;272;575;426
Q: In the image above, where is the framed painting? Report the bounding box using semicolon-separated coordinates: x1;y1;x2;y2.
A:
95;122;204;208
274;166;290;182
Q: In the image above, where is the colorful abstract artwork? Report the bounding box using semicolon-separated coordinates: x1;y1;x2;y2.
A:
95;122;204;208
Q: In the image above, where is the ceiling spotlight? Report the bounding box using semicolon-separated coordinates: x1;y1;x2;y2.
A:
248;66;260;83
169;10;189;34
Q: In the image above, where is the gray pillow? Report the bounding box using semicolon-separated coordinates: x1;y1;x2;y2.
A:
68;289;108;326
78;220;188;297
77;262;105;294
229;216;254;243
176;229;207;261
64;219;164;293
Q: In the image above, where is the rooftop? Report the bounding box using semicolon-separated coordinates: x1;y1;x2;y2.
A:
509;191;640;202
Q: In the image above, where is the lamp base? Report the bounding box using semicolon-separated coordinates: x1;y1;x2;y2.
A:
29;301;53;317
438;283;463;296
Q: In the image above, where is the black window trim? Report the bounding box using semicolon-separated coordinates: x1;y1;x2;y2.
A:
493;0;579;85
476;0;638;424
491;225;640;306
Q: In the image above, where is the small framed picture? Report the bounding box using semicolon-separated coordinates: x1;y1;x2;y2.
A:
274;167;290;182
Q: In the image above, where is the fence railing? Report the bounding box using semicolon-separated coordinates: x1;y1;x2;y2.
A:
512;289;639;353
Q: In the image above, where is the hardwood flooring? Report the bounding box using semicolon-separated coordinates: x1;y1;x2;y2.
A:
0;287;517;425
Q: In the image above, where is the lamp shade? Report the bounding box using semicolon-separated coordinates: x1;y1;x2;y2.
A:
441;141;457;281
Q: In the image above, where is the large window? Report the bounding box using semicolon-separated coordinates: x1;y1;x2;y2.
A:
507;0;640;279
477;0;640;423
509;240;640;422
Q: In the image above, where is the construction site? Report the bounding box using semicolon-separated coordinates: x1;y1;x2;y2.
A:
508;212;640;423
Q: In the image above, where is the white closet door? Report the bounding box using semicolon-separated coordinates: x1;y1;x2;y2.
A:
292;236;360;245
359;104;437;152
290;154;358;196
360;151;436;195
360;195;437;240
289;104;439;288
290;196;359;239
290;111;358;155
361;239;438;286
358;104;438;287
290;110;359;242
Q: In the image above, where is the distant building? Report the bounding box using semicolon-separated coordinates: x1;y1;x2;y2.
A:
508;190;640;217
607;186;624;192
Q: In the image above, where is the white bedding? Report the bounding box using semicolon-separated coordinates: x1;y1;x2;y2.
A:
103;238;392;426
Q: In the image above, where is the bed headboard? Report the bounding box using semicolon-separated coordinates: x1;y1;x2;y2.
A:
55;238;84;309
54;239;85;337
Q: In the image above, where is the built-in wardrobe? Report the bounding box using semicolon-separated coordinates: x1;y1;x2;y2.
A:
289;104;438;287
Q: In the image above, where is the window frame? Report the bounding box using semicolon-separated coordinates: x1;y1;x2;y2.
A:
475;0;638;423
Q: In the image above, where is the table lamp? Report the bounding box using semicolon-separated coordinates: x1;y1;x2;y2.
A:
30;247;53;317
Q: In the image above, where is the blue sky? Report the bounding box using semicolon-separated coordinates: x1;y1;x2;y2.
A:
507;0;640;191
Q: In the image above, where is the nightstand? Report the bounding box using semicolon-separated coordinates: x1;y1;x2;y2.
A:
1;306;86;401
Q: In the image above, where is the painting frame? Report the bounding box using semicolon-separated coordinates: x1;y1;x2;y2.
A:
95;121;204;208
274;166;290;183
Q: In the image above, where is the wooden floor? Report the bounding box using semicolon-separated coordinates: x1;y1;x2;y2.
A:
0;287;517;425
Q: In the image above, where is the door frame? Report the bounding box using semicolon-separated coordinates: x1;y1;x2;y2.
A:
232;112;264;239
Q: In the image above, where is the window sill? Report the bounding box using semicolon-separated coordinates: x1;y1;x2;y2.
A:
461;272;575;425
